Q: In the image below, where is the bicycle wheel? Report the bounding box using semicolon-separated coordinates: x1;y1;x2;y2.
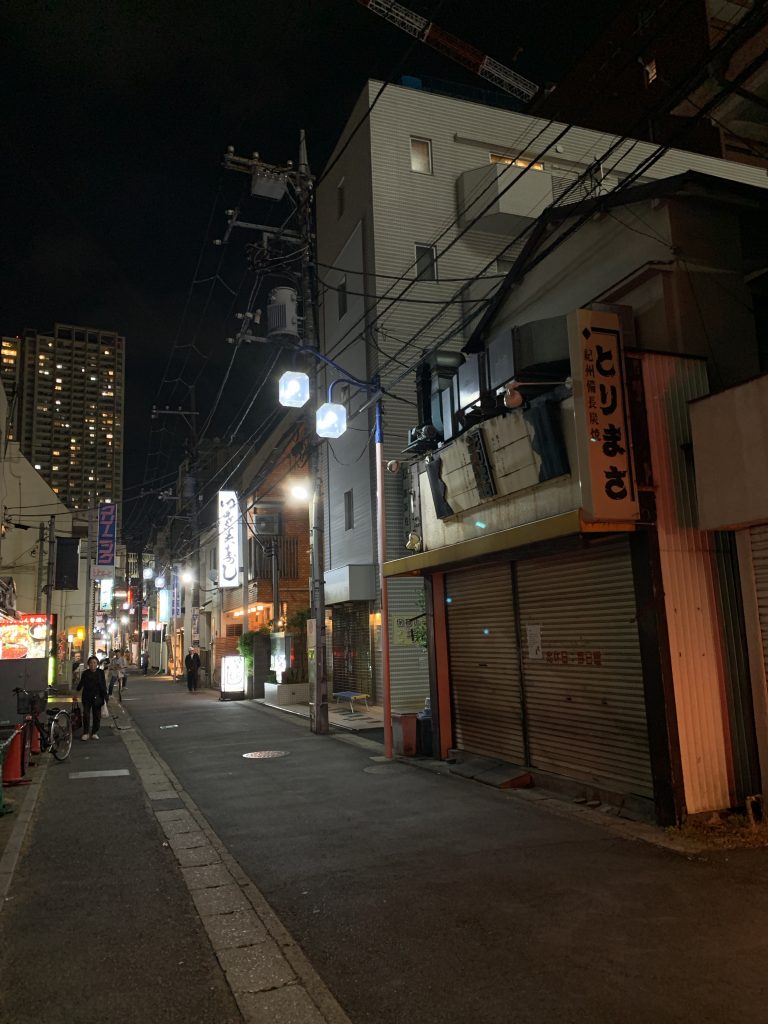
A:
51;710;73;761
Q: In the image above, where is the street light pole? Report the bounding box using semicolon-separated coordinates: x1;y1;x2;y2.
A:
375;402;394;759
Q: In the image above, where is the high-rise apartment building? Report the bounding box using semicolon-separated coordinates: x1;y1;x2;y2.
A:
0;324;125;515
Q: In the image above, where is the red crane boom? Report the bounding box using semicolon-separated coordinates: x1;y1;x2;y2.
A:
357;0;539;103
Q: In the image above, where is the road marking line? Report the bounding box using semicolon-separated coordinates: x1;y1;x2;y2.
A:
68;769;131;779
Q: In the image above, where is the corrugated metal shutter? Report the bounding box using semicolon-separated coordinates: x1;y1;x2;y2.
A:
750;525;768;679
446;563;525;763
331;603;373;696
516;539;654;799
388;577;431;711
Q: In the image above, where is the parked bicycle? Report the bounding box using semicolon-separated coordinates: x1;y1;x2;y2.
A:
13;688;74;761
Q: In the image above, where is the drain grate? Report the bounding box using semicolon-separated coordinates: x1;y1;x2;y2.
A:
242;750;288;760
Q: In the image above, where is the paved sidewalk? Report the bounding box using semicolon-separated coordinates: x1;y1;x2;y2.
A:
0;692;350;1024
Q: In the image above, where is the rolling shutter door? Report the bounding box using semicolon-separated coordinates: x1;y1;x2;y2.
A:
331;604;372;697
516;539;653;799
750;525;768;680
445;563;525;764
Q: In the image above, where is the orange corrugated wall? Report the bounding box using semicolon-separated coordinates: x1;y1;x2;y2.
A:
642;353;733;813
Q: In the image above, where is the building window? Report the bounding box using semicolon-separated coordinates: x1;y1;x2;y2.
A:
337;179;345;219
344;489;354;531
414;244;437;282
643;58;657;85
337;277;348;319
490;154;544;170
410;137;432;174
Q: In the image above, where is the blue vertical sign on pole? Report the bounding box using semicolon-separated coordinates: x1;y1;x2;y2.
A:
171;569;181;618
93;503;116;580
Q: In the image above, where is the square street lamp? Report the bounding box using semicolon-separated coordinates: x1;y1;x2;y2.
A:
278;371;310;408
316;402;347;439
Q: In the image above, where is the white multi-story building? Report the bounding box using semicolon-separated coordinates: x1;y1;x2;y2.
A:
316;77;768;713
1;323;125;518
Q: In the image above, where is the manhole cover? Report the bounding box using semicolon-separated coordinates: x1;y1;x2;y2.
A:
242;750;288;760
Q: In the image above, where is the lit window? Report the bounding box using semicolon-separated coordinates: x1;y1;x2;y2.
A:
414;244;437;282
410;137;432;174
490;154;544;170
34;463;41;470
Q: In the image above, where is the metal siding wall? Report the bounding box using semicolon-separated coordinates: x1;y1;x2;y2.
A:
713;531;761;801
517;540;654;799
321;223;376;571
387;576;430;710
750;525;768;681
642;354;732;813
446;563;526;763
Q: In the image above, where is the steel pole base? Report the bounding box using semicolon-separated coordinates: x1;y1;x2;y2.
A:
310;701;329;735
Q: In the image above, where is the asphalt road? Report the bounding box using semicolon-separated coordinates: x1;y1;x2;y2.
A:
0;707;240;1024
121;677;768;1024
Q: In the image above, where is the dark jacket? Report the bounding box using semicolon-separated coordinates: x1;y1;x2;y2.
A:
77;668;108;705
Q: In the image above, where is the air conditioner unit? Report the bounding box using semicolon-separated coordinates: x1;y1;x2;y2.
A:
252;513;281;536
403;425;439;456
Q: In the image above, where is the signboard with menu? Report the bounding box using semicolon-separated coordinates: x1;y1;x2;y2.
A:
0;613;54;660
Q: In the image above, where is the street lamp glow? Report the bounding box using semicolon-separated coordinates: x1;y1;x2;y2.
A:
290;483;310;501
316;402;347;439
181;570;194;585
279;371;310;408
155;576;166;589
142;567;154;580
120;616;129;625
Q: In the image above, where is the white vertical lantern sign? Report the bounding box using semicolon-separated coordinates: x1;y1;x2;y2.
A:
217;490;241;589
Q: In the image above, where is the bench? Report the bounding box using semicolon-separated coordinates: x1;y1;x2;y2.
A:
333;691;370;714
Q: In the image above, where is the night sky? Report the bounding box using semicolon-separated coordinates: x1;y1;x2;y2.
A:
2;0;623;535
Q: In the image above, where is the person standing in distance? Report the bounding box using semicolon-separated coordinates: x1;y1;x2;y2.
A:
76;655;108;740
184;648;201;692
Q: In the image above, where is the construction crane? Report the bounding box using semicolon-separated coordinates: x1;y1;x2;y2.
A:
356;0;539;103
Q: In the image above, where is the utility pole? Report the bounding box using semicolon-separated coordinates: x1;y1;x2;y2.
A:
45;516;55;660
222;133;329;734
298;129;329;736
35;521;46;613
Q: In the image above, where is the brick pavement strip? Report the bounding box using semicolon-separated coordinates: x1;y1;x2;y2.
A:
117;718;352;1024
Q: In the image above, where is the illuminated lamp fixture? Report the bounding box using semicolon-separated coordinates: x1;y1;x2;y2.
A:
155;576;166;589
181;570;194;585
503;380;524;409
405;532;422;552
278;371;310;408
316;402;347;439
142;567;154;580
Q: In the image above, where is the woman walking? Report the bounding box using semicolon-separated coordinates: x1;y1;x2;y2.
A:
76;655;108;741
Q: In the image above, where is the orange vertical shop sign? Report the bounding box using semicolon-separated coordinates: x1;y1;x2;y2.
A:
568;309;638;523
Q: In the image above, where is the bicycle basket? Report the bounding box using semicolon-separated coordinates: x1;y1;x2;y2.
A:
16;690;49;715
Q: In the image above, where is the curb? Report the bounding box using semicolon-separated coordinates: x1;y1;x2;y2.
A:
0;758;48;911
114;701;353;1024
